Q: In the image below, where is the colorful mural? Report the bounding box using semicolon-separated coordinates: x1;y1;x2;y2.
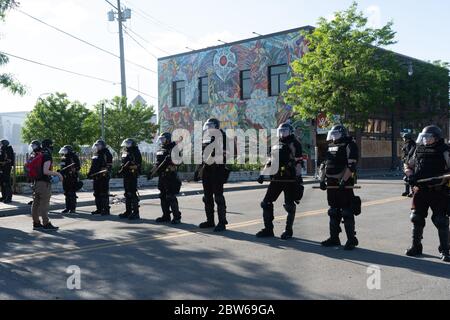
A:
158;27;311;151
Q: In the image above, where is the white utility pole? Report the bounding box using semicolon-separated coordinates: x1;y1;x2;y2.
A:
107;1;131;98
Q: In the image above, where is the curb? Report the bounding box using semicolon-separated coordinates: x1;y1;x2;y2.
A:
0;180;317;218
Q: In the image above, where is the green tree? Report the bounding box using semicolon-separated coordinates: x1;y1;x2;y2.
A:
84;96;158;154
0;0;25;95
284;2;398;128
21;93;94;150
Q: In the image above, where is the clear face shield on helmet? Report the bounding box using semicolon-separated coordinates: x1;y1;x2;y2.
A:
92;143;103;154
157;136;168;148
416;133;436;146
58;147;69;155
121;140;133;152
28;143;39;153
277;127;291;139
326;130;343;142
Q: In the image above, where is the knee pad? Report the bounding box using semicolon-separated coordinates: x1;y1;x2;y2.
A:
328;208;340;218
432;214;449;229
215;195;226;207
410;211;426;227
261;201;274;211
342;208;354;219
283;202;296;213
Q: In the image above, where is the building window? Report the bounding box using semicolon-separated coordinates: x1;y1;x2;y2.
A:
198;76;209;105
269;64;288;96
240;70;251;100
172;81;185;107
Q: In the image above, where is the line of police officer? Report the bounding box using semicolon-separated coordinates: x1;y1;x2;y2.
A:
19;119;449;263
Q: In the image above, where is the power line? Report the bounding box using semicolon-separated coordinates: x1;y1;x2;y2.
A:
1;51;156;99
17;9;156;74
104;0;118;10
122;0;196;41
123;27;158;59
123;24;171;55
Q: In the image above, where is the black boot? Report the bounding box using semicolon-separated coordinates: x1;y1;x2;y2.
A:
200;196;216;228
199;219;216;229
101;196;110;216
91;197;101;215
69;194;77;213
402;184;410;197
438;227;450;262
406;226;424;257
119;198;132;219
214;201;228;232
343;209;358;251
281;203;296;240
256;202;275;238
168;195;182;225
256;228;275;238
322;208;342;247
157;196;172;223
61;196;70;214
128;197;140;220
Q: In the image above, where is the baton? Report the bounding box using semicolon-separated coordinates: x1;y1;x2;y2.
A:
312;186;361;190
417;174;450;184
118;161;131;174
60;163;76;172
90;169;108;178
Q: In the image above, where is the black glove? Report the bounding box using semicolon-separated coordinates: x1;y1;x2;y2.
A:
320;181;327;191
339;179;346;190
193;171;200;182
257;175;265;185
296;176;304;185
147;174;153;181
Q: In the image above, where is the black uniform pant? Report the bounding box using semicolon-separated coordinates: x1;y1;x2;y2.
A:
0;167;12;201
158;173;181;220
261;181;297;231
326;178;357;240
202;175;227;225
93;177;110;214
63;174;78;211
411;186;449;252
124;175;139;214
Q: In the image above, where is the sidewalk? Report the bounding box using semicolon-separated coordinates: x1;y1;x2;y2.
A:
0;170;403;218
0;178;317;218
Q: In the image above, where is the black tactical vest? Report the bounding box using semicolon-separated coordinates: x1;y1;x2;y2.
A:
414;142;448;180
326;141;348;175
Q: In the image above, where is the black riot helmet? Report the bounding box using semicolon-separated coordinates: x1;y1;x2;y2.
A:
401;132;413;141
58;145;73;155
277;123;294;140
327;125;348;142
1;140;10;148
157;132;172;147
92;139;106;153
41;139;54;151
203;118;220;131
121;138;137;150
416;125;443;145
29;140;41;152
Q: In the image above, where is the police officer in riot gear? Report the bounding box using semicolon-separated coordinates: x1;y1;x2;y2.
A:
149;133;182;224
404;125;450;262
194;118;229;232
256;123;305;240
119;138;142;221
401;132;416;197
58;145;81;213
0;139;15;203
319;125;360;250
88;140;113;216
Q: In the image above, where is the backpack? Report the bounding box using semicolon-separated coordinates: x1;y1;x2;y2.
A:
25;153;44;180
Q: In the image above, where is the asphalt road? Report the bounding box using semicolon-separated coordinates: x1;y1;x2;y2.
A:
0;179;449;300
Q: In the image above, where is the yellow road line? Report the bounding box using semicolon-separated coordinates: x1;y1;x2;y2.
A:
0;196;406;264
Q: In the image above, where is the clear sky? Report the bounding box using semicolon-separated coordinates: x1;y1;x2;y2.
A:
0;0;449;113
